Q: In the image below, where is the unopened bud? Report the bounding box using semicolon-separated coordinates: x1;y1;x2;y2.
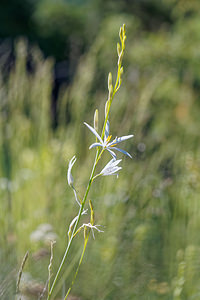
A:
108;72;112;90
105;100;109;117
108;85;113;100
118;53;123;66
123;24;126;35
94;109;98;131
119;27;123;41
117;43;121;56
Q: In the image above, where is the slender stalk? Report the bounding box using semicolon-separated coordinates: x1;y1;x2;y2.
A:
64;231;90;300
16;251;29;294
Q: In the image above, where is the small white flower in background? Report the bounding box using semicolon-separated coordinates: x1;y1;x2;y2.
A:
30;223;57;243
37;223;53;233
84;122;133;159
67;155;76;186
100;159;122;177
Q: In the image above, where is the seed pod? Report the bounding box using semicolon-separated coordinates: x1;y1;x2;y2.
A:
89;200;94;225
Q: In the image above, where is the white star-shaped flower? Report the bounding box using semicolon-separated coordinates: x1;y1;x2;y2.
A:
84;122;133;159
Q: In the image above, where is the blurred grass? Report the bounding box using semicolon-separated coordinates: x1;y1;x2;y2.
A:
1;7;200;300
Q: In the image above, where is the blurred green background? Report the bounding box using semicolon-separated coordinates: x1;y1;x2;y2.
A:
1;0;200;299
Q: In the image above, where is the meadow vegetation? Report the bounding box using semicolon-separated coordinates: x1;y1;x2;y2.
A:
1;1;200;299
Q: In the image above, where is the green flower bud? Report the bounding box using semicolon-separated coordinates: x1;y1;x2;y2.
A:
105;100;109;117
123;24;126;35
118;53;123;66
117;43;121;56
108;72;112;90
119;27;123;41
94;109;98;132
109;85;113;100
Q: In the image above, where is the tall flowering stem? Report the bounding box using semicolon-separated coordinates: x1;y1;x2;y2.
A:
48;24;130;299
101;24;126;141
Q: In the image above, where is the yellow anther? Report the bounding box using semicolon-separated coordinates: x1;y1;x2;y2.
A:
110;143;117;147
106;135;112;143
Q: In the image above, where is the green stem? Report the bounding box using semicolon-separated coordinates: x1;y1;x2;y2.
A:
64;232;90;300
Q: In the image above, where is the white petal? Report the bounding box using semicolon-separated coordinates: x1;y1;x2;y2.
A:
89;143;103;149
104;120;110;142
110;159;122;167
106;148;117;159
108;134;134;146
110;146;132;158
101;159;121;173
100;158;122;176
84;122;103;144
102;166;122;176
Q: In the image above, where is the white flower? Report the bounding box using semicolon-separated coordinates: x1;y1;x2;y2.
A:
67;156;81;206
100;158;122;176
84;122;133;159
67;156;76;186
82;223;104;239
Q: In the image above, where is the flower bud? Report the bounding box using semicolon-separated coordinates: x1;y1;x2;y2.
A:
118;53;123;66
94;109;98;132
119;27;123;41
108;85;113;100
123;24;126;35
117;43;121;57
108;72;112;90
105;100;109;117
